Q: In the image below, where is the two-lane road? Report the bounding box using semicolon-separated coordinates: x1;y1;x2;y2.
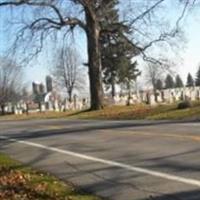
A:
0;119;200;200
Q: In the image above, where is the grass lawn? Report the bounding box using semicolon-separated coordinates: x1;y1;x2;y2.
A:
148;106;200;120
0;111;75;121
0;101;200;121
69;104;178;120
0;153;101;200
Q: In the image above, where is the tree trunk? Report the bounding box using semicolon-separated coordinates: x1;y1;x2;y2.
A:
26;103;29;115
1;104;5;115
111;74;116;98
127;82;131;106
86;12;104;110
153;88;158;102
68;89;73;103
39;102;42;113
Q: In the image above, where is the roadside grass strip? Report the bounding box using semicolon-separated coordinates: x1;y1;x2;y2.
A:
0;148;101;200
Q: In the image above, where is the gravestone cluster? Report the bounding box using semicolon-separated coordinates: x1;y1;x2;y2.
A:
1;76;90;115
109;86;200;106
2;79;200;115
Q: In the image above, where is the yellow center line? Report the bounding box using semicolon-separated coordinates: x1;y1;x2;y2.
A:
133;132;200;142
40;126;200;142
100;129;200;142
42;125;66;130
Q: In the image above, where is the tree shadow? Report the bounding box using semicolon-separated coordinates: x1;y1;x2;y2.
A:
145;189;200;200
1;138;200;200
3;119;200;141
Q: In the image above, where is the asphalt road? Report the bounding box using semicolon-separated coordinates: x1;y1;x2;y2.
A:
0;119;200;200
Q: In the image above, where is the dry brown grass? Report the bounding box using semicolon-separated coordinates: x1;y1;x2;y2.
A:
0;153;101;200
1;101;200;121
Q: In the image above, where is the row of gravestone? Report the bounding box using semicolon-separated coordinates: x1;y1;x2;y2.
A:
109;87;200;106
2;87;200;114
1;98;90;115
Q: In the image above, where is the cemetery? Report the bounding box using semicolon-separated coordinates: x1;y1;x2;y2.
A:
1;2;200;200
1;82;200;116
0;76;90;115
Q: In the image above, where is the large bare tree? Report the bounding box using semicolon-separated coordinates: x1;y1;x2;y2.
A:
0;57;23;114
52;45;85;102
0;0;197;110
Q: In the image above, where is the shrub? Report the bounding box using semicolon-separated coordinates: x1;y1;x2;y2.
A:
177;100;192;110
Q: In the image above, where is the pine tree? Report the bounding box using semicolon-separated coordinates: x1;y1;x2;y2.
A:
165;74;175;89
195;66;200;86
155;79;163;90
118;61;141;105
175;75;184;88
100;0;119;97
186;73;194;87
100;0;137;98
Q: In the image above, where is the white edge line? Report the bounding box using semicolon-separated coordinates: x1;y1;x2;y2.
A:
1;135;200;187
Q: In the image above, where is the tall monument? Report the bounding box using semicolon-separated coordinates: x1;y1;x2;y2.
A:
46;76;53;92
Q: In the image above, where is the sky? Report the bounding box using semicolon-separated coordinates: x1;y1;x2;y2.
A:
179;10;200;81
0;1;200;89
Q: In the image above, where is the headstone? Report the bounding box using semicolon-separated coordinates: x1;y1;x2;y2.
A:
149;94;156;105
54;100;59;112
190;89;196;101
41;104;46;112
73;94;77;110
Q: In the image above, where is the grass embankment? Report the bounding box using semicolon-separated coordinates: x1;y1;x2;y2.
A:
0;111;75;121
70;104;177;120
1;101;200;121
0;153;101;200
69;102;200;120
147;101;200;120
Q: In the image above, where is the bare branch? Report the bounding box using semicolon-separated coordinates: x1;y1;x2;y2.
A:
0;0;86;30
129;0;166;26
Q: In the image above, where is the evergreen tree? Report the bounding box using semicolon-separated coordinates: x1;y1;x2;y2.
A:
100;0;119;97
186;73;194;87
100;0;137;97
118;61;141;105
165;74;175;89
195;66;200;86
175;75;184;88
155;79;163;90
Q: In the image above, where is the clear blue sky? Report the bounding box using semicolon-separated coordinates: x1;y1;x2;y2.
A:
181;12;200;80
0;2;200;87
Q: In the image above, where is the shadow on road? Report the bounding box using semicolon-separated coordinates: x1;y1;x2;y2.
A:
2;119;200;141
144;189;200;200
1;120;200;200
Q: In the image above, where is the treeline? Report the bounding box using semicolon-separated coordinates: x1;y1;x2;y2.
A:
155;67;200;90
0;57;26;114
